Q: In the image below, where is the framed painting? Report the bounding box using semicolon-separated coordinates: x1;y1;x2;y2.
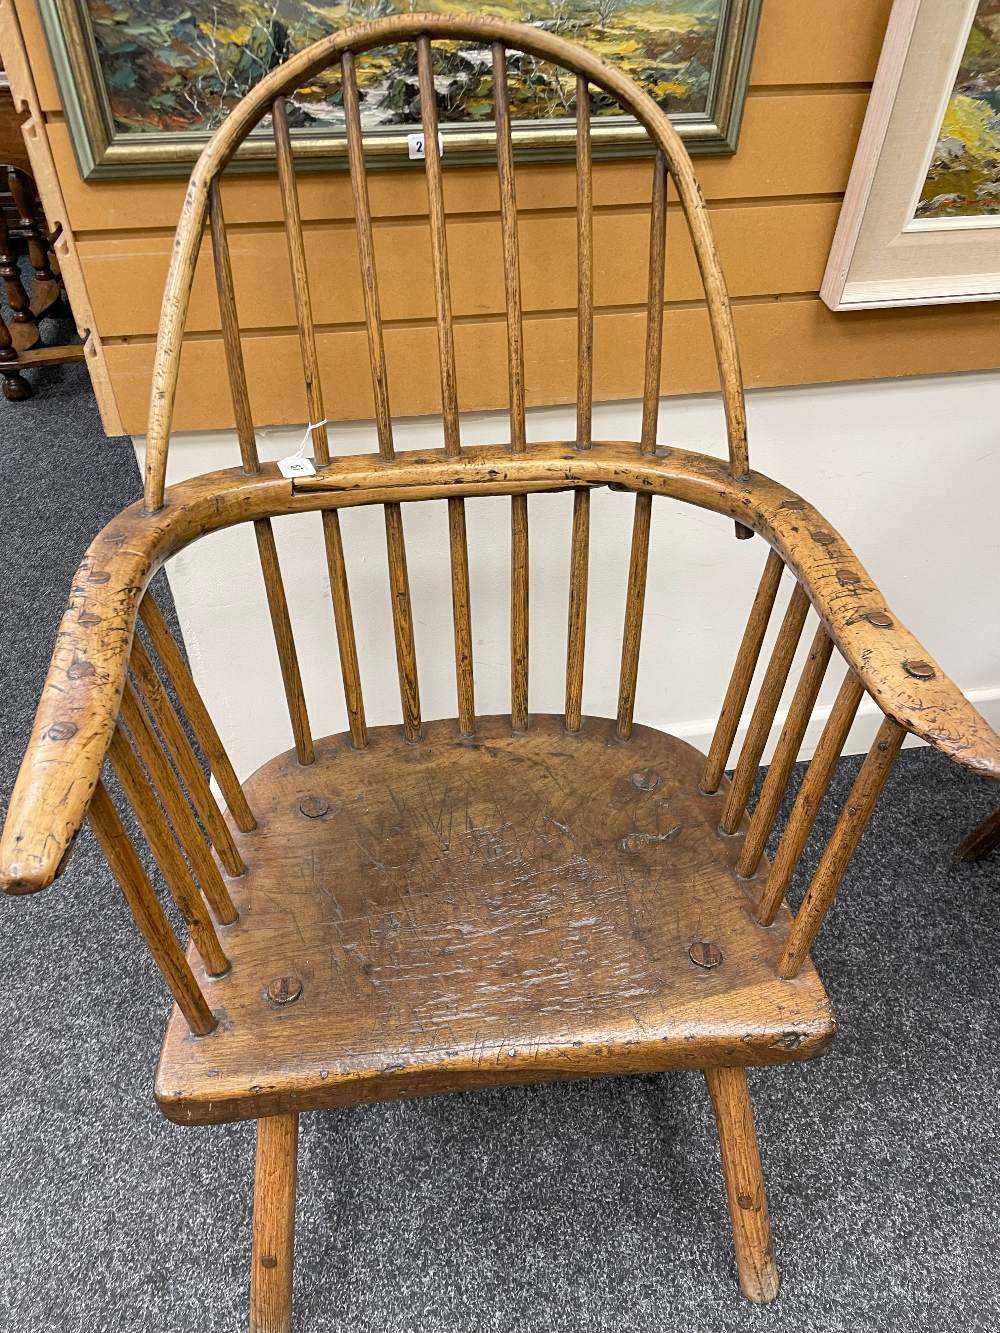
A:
38;0;762;180
823;0;1000;310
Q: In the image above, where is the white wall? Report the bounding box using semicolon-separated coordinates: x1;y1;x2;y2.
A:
133;370;1000;783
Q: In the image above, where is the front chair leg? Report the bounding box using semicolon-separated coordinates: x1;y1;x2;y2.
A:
250;1113;300;1333
703;1066;780;1303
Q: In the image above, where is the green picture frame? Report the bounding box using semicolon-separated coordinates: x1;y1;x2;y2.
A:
39;0;762;180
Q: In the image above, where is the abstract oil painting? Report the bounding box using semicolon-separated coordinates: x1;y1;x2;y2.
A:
917;0;1000;220
87;0;724;134
39;0;762;175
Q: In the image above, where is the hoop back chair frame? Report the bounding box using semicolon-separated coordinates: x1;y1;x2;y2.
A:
3;15;1000;1329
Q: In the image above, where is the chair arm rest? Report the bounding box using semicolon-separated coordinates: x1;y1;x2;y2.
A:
4;441;997;896
0;525;152;894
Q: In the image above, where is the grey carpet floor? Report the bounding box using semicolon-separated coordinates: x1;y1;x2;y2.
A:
1;358;999;1333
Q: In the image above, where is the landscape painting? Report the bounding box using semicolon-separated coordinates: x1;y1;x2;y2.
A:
916;0;1000;220
40;0;761;176
86;0;726;134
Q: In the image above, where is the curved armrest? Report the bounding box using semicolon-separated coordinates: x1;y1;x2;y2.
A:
3;441;997;896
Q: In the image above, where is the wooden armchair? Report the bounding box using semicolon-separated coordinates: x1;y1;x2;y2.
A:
3;16;998;1329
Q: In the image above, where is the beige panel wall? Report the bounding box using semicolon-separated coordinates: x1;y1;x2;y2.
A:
17;0;997;438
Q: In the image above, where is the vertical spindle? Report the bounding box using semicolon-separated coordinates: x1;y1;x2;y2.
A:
702;550;784;794
779;715;905;977
736;625;834;880
719;583;810;834
108;727;230;978
273;94;367;750
138;594;256;831
90;781;216;1036
757;670;865;925
417;36;475;734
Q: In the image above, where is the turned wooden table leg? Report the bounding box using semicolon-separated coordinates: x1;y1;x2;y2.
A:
704;1066;780;1303
0;304;29;400
250;1113;299;1333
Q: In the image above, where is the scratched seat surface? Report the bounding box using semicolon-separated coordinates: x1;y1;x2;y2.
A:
156;715;835;1125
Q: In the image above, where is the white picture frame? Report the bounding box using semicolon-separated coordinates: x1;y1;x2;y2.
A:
822;0;1000;311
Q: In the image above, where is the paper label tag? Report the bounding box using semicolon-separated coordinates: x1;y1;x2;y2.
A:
277;454;317;479
407;131;444;160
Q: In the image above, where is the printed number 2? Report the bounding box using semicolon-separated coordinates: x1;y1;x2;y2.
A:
407;131;444;161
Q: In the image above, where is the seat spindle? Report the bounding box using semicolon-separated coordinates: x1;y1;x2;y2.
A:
736;624;834;879
130;635;246;878
719;583;810;834
417;35;475;734
576;75;593;449
107;726;230;978
565;77;593;734
138;594;256;831
616;152;668;741
492;42;530;731
564;488;590;732
210;180;320;763
343;52;420;742
702;550;785;793
89;781;216;1036
119;681;238;926
778;714;906;977
757;669;865;925
273;94;367;751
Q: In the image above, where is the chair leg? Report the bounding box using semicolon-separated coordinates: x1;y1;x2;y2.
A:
250;1113;299;1333
703;1066;780;1303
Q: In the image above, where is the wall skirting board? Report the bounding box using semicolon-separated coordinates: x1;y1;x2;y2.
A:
134;369;1000;783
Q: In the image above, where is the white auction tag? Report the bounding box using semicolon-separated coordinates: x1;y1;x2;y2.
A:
278;418;328;479
407;131;444;160
277;455;316;479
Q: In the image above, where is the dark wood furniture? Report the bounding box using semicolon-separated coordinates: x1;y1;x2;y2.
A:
2;17;998;1330
0;67;83;400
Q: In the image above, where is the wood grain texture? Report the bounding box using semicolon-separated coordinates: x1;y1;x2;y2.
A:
416;35;460;455
156;715;835;1125
342;50;393;460
702;549;784;793
704;1066;780;1303
80;200;844;339
575;78;593;448
129;635;246;879
48;89;870;231
119;680;237;926
138;594;256;832
5;441;999;897
101;294;1000;437
719;584;810;834
493;42;526;451
510;492;530;732
779;714;905;977
736;625;834;880
756;669;865;926
139;13;750;508
88;779;216;1036
250;1113;298;1333
107;726;230;978
383;501;421;742
209;179;258;471
253;517;315;765
617;491;653;741
641;152;668;452
447;495;475;735
564;487;591;732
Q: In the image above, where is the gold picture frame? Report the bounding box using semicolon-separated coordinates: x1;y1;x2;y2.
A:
39;0;762;180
